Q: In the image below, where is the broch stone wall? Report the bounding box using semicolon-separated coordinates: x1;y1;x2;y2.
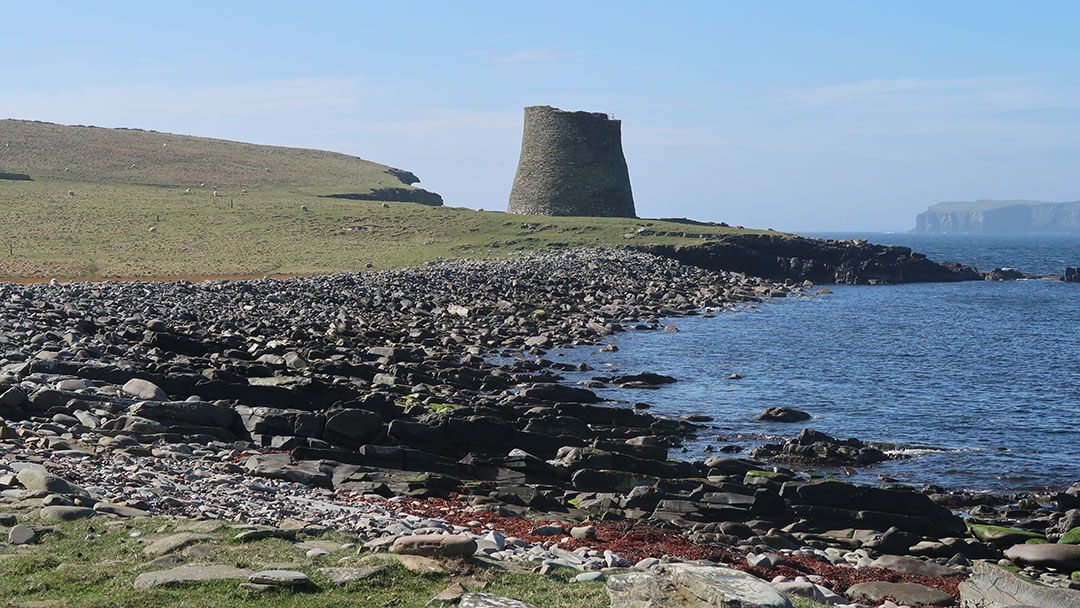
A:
507;105;636;218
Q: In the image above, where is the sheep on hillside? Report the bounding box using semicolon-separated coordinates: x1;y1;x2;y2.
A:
130;163;137;169
300;205;310;212
213;191;219;197
241;189;248;194
68;190;75;197
148;226;157;233
184;188;191;193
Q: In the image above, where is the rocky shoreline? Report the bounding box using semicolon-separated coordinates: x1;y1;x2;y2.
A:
2;248;1079;607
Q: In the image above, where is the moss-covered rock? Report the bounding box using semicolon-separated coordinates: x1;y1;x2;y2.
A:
968;523;1045;546
1059;527;1080;545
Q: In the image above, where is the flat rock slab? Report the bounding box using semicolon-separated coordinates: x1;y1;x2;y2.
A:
233;528;297;542
870;554;962;577
391;534;477;557
846;581;954;606
393;554;448;574
607;563;791;608
39;506;96;521
134;565;254;590
958;560;1080;608
143;533;218;556
319;566;388;586
249;570;309;586
8;524;37;545
461;593;540;608
93;502;150;518
1005;542;1080;570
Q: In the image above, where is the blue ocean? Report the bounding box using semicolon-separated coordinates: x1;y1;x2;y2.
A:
546;234;1080;493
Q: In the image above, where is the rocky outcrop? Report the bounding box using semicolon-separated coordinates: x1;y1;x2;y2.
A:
959;561;1080;608
321;187;443;206
633;233;983;284
914;200;1080;234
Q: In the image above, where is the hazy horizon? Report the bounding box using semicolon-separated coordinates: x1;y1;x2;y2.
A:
3;1;1078;232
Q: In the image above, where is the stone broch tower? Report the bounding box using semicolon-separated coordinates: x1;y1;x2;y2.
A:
507;105;636;217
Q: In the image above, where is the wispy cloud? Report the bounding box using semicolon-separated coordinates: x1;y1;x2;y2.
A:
491;48;573;64
779;76;1080;136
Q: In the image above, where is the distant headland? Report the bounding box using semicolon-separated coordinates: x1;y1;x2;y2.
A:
914;199;1080;234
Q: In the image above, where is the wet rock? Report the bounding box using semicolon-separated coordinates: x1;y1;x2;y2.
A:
754;407;811;423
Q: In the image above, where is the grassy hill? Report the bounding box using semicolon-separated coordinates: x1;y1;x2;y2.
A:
0;120;764;279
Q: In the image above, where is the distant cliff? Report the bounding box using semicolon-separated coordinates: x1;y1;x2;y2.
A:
914;200;1080;234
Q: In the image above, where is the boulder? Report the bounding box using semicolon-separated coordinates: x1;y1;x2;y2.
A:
122;378;169;401
323;408;384;447
519;383;600;403
16;468;80;495
129;400;238;429
606;563;791;608
869;554;962;577
1004;542;1080;570
958;560;1080;608
754;407;811;422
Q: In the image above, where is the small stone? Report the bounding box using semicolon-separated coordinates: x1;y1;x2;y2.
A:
575;571;605;582
306;548;330;558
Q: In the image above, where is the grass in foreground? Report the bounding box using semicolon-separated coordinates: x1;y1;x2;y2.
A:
0;515;610;608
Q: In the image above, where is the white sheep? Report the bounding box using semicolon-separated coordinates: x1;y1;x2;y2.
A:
213;191;219;197
300;205;310;212
148;226;157;233
241;189;248;193
68;190;75;197
130;163;137;169
199;182;205;187
184;188;191;193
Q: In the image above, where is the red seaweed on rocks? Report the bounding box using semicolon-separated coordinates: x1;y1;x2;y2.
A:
346;493;963;606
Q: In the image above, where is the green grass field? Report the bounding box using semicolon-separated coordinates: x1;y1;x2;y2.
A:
0;120;768;279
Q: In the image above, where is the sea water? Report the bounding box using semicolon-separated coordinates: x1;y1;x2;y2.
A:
533;234;1080;492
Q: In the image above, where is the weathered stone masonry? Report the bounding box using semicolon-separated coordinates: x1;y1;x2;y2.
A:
508;105;636;218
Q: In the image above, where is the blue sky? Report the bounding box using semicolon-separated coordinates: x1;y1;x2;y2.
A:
4;1;1079;231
